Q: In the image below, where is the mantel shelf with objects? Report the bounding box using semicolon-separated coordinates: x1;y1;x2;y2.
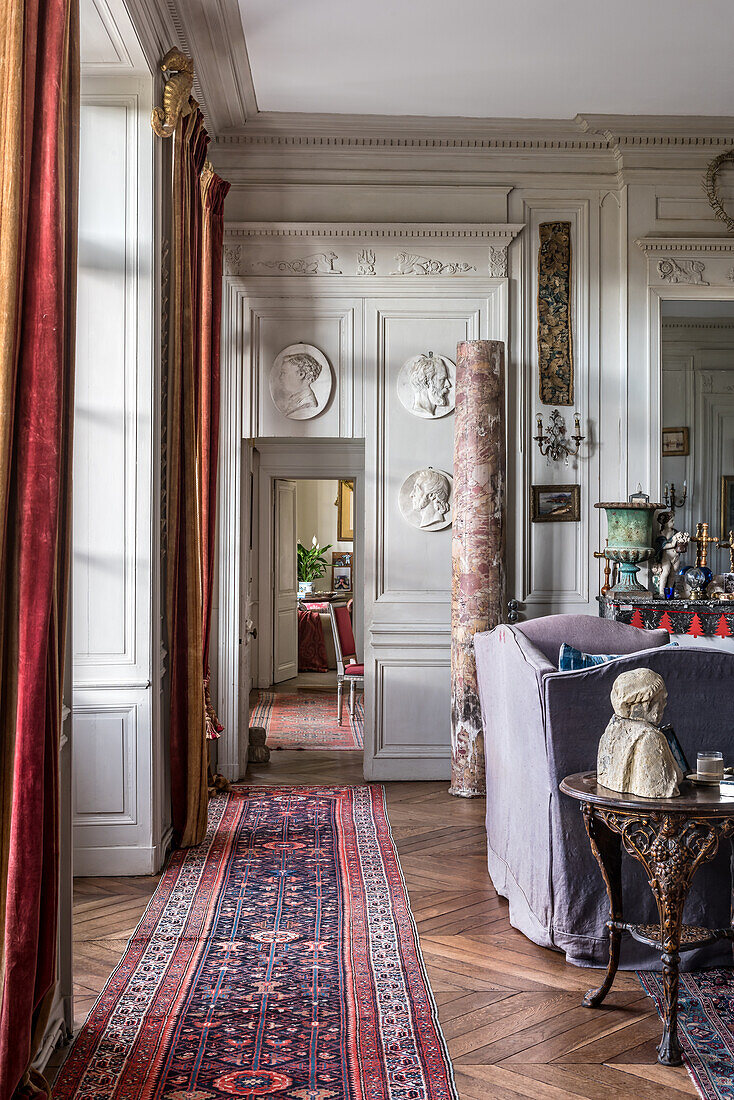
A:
598;594;734;639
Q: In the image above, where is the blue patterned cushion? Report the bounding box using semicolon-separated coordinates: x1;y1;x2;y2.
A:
558;643;618;671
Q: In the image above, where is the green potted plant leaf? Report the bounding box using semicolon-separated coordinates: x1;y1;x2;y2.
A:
297;536;333;597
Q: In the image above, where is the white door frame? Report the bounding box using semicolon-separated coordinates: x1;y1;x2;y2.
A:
254;439;365;689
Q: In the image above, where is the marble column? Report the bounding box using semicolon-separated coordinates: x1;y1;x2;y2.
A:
450;340;506;797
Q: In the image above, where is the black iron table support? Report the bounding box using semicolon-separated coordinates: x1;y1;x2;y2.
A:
561;773;734;1067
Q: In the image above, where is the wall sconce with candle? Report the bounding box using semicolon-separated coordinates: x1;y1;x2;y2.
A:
663;481;688;511
534;408;585;466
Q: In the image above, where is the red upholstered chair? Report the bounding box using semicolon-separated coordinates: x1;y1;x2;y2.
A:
328;602;364;725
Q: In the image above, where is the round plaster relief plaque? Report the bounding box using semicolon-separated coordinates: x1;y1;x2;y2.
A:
399;468;453;531
397;352;455;419
269;343;333;420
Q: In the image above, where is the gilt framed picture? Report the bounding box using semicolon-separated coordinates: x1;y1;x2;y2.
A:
332;552;352;592
662;426;689;457
336;479;354;541
531;484;580;523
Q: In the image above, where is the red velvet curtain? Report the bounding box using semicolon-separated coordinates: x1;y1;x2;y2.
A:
0;0;79;1094
165;107;229;848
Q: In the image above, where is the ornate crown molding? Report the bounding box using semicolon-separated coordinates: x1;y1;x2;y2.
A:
635;237;734;255
223;221;524;241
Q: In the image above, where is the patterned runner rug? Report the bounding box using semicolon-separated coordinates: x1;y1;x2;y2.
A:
251;691;363;750
639;970;734;1099
56;786;456;1100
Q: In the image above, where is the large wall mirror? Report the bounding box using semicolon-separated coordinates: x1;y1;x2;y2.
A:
661;299;734;552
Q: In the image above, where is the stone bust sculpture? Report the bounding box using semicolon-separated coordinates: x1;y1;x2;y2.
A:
409;353;452;417
410;469;452;529
597;668;682;798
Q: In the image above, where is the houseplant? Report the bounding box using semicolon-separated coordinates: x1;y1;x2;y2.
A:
297;536;332;596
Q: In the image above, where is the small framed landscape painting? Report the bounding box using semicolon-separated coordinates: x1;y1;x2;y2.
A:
722;475;734;536
531;484;580;523
662;426;689;457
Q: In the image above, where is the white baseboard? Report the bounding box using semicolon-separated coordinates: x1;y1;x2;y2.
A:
74;842;165;877
364;755;451;782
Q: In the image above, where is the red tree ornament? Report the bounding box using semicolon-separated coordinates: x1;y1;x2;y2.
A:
715;614;732;638
687;613;704;638
659;611;674;634
630;608;645;629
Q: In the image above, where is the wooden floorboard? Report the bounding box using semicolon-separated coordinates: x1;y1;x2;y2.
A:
56;744;692;1099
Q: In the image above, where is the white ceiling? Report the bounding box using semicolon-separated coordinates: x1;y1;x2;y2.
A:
237;0;734;119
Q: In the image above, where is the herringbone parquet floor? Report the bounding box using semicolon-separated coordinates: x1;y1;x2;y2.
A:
66;746;696;1100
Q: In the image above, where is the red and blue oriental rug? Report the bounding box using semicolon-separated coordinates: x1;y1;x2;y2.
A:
639;970;734;1100
251;692;364;751
56;786;456;1100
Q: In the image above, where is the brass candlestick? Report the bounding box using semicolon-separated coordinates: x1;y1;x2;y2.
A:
691;522;719;568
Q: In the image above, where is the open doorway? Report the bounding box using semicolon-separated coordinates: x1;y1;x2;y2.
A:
248;443;366;762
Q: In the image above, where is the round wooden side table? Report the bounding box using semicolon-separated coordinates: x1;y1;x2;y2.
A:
560;771;734;1066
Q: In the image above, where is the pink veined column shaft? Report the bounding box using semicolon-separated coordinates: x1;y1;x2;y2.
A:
450;340;506;797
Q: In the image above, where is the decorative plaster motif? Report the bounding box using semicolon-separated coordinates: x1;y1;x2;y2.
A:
657;258;709;286
398;469;453;531
269;344;333;420
356;248;377;275
397;353;455;419
728;267;734;282
488;245;508;278
704;148;734;234
390;251;476;276
257;252;342;275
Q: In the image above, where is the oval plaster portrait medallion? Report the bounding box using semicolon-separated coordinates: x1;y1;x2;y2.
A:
269;343;333;420
397;352;455;419
399;468;453;531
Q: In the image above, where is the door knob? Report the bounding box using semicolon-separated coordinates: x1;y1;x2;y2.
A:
507;599;519;624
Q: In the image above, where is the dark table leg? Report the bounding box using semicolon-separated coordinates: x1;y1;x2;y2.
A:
581;804;623;1008
647;860;686;1066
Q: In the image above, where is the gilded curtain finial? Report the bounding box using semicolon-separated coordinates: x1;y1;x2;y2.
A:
151;47;195;138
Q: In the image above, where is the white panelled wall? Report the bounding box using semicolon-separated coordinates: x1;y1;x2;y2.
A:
73;67;167;875
210;127;734;782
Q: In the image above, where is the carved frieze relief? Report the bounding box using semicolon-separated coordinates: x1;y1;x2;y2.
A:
390;251;476;275
222;223;524;278
257;252;342;275
356;248;377;275
657;258;709;286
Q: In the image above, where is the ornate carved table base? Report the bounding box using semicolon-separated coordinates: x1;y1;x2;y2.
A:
561;773;734;1067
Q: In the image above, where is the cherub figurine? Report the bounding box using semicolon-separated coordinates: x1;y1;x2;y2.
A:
597;669;683;798
652;511;690;596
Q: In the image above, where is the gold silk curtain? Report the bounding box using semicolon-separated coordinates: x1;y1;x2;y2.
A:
0;0;79;1093
165;106;230;849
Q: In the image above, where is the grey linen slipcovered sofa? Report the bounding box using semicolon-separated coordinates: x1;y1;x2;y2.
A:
474;614;734;969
